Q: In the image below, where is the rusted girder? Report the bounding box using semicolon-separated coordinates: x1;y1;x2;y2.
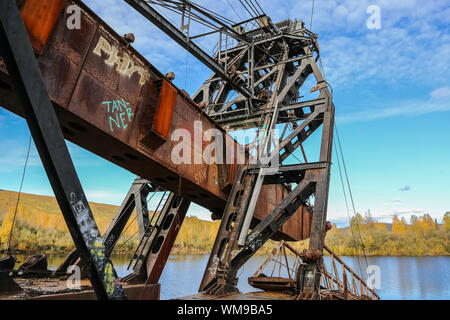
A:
0;0;311;242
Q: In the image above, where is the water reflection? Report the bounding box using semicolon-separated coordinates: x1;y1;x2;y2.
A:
11;253;449;300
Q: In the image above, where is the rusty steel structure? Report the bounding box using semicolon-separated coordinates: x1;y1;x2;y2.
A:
319;245;380;300
0;0;310;242
195;17;333;297
248;241;380;300
0;0;376;300
125;0;334;298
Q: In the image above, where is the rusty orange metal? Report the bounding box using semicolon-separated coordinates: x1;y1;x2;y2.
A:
20;0;65;54
153;79;176;140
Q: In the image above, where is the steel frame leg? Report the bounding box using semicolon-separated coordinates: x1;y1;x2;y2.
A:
199;82;334;298
124;193;190;284
57;177;153;273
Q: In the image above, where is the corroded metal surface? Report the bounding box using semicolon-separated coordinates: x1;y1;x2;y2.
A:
248;277;296;292
20;0;65;54
0;278;160;300
0;0;311;241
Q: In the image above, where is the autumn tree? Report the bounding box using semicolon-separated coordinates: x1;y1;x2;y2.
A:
392;215;407;235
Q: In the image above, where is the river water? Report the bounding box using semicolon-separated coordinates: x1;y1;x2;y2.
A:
14;254;449;300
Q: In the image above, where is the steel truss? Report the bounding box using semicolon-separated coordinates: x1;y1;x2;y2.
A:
126;0;335;299
58;178;191;286
191;22;320;129
123;188;191;284
197;26;334;298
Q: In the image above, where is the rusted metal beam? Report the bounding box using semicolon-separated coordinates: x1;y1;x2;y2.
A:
0;0;310;242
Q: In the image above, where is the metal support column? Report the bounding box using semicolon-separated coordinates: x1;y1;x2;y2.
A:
124;193;191;284
198;46;334;297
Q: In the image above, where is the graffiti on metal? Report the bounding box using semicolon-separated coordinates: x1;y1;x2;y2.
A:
102;99;134;132
93;35;150;86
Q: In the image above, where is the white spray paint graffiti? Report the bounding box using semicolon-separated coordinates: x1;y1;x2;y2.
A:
93;36;150;86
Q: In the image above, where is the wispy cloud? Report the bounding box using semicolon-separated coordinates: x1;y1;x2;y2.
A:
0;138;41;172
370;210;426;224
431;86;450;100
337;92;450;124
85;0;450;92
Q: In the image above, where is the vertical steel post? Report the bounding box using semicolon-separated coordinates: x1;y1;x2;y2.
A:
0;0;125;300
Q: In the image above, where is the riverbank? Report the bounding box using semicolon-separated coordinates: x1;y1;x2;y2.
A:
1;190;449;257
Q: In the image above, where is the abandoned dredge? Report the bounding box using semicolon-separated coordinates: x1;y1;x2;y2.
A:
0;0;379;300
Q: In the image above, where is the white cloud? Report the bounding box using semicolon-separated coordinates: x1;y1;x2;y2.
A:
337;94;450;124
83;0;450;93
431;87;450;100
0;138;41;172
370;207;427;223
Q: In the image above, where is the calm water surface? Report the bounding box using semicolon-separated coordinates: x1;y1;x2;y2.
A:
15;254;449;300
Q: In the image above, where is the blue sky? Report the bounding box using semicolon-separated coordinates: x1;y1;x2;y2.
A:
0;0;449;226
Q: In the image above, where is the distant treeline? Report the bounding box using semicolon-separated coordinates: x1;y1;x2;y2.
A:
325;213;449;256
0;190;449;256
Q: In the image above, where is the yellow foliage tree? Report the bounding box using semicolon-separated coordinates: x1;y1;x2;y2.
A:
0;207;15;249
392;215;407;235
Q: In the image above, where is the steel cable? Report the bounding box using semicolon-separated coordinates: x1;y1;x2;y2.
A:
6;135;32;253
335;124;369;272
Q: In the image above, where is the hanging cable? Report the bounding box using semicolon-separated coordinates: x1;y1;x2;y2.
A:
116;186;162;248
185;32;190;89
307;7;367;276
253;0;266;16
334;124;369;271
333;137;364;278
310;0;315;30
226;0;243;21
239;0;256;19
245;0;262;17
6;135;32;253
244;0;257;15
182;0;237;25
